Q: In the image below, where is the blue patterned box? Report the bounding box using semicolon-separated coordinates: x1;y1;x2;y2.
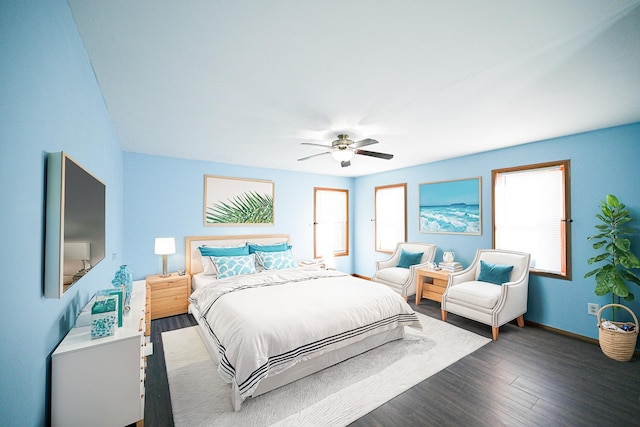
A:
96;288;123;327
91;296;117;339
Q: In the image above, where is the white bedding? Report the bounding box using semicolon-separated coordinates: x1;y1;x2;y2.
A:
191;272;215;291
188;267;421;409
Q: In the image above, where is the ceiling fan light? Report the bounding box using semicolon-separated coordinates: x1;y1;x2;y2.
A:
331;149;355;162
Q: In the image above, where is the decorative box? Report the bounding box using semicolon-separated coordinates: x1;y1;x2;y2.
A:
97;287;124;327
91;296;117;339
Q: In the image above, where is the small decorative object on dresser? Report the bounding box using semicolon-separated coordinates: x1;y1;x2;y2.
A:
90;295;117;339
146;272;191;319
96;287;123;327
112;264;133;309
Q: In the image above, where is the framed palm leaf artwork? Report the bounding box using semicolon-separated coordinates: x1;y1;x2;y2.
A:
204;175;274;226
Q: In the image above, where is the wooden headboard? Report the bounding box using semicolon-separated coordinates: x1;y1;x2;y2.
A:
185;234;291;276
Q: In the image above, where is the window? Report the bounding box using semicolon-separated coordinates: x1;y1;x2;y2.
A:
492;160;571;279
314;187;349;259
375;183;407;252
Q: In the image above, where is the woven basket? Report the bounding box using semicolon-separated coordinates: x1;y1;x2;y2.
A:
597;304;639;362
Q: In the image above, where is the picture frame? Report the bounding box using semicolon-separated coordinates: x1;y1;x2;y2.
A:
204;175;274;226
418;177;481;235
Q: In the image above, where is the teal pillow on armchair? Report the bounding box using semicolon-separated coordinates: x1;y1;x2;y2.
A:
477;260;513;285
397;249;423;269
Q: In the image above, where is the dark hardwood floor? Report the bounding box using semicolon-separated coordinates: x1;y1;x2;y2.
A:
144;301;640;426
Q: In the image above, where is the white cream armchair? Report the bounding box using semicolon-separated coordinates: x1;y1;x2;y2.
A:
371;242;437;301
441;249;531;340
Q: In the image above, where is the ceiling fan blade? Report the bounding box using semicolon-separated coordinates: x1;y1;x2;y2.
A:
354;149;393;160
298;151;331;161
341;160;351;167
351;138;378;148
301;142;332;148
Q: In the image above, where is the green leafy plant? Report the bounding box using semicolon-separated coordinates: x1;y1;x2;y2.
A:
585;194;640;320
206;191;273;224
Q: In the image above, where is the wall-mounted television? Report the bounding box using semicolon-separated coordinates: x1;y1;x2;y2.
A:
44;152;106;298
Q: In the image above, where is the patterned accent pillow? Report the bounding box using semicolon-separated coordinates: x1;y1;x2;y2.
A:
199;244;248;275
210;255;257;279
255;249;297;270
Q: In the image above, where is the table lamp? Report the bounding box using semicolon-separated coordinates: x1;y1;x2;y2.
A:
154;237;175;277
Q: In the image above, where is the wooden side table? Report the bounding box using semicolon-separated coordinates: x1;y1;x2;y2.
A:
416;268;451;304
146;272;190;319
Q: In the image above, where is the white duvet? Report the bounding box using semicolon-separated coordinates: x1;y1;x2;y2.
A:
188;267;422;408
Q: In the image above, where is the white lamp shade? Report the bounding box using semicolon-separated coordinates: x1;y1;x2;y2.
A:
154;237;176;255
331;149;355;162
64;242;90;261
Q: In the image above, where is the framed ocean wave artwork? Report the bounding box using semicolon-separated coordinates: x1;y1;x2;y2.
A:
419;177;481;235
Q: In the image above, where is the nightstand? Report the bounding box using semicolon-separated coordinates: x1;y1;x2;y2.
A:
145;272;190;320
415;268;451;305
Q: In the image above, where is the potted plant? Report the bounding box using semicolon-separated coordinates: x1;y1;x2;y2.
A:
585;194;640;361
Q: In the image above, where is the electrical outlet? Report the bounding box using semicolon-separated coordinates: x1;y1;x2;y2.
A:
587;303;600;316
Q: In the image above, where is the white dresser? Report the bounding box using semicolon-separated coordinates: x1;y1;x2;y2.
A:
51;280;151;427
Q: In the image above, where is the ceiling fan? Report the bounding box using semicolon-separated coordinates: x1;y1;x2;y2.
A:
297;134;393;167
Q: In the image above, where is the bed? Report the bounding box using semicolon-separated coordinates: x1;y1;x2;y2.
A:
185;234;422;411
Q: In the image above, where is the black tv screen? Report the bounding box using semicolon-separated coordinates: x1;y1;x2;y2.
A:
44;152;105;297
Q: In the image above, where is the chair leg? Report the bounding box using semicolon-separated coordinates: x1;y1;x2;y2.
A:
517;315;524;328
441;309;447;322
492;326;499;340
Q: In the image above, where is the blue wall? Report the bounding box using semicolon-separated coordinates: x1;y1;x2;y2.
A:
353;124;640;341
2;1;640;425
122;152;355;279
0;1;124;426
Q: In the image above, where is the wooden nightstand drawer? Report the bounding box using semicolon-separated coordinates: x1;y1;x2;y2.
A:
146;273;191;320
147;276;187;287
151;284;187;299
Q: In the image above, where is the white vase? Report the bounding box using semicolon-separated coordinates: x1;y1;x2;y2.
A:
443;251;455;263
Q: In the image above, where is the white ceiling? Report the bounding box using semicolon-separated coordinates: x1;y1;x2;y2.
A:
67;0;640;177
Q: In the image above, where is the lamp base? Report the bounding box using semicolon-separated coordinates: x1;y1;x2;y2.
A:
160;254;170;277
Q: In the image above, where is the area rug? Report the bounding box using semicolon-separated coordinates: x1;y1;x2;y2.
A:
162;313;490;426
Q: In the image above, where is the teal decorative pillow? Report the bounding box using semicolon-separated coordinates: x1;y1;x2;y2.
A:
477;260;514;285
397;249;424;269
199;245;248;256
248;242;291;254
210;255;257;279
255;249;297;270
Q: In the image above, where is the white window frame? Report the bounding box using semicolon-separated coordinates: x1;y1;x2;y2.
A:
375;183;407;253
492;160;571;280
314;187;349;259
